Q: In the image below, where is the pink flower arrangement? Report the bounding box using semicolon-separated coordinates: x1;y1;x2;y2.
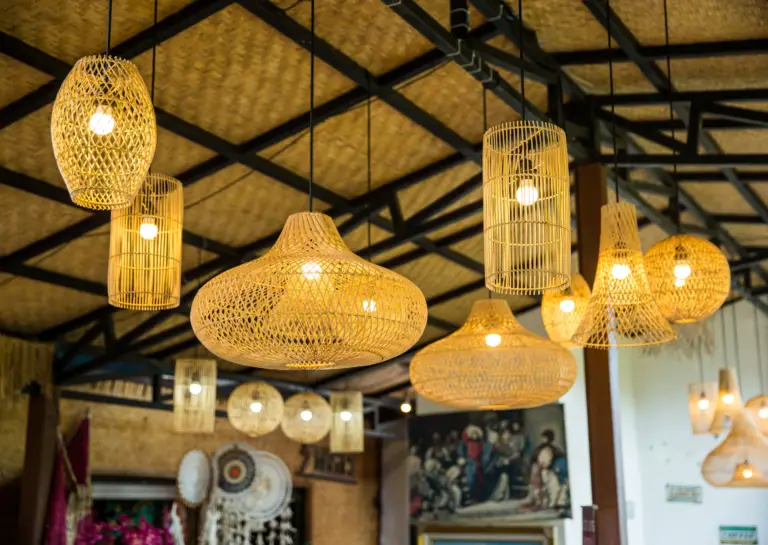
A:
76;512;174;545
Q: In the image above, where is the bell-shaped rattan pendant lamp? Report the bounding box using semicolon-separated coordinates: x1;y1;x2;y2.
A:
571;202;677;348
410;299;577;410
227;382;284;437
281;392;332;444
51;0;156;210
702;411;768;487
541;274;591;348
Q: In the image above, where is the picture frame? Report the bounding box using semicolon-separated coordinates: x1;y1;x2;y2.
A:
421;531;552;545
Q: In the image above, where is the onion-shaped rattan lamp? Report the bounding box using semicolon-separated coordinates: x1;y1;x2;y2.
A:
483;122;571;295
227;382;284;437
571;203;677;348
709;368;743;435
688;381;718;435
746;395;768;435
173;359;217;434
191;212;428;370
645;234;730;324
330;391;364;454
541;274;591;348
410;299;577;410
51;56;156;210
702;411;768;487
108;173;183;310
281;392;332;444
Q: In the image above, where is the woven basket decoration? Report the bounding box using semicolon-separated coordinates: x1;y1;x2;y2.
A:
191;212;428;370
108;173;183;310
281;392;331;444
330;391;364;454
746;395;768;435
702;411;768;487
688;381;718;435
571;203;677;348
483;121;571;295
410;299;577;410
645;234;730;324
51;55;156;210
227;382;284;438
709;368;743;435
173;359;217;434
541;274;591;348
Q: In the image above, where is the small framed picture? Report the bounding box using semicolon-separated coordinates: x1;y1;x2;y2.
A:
422;531;551;545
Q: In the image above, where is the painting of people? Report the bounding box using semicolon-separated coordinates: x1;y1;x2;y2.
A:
408;404;570;525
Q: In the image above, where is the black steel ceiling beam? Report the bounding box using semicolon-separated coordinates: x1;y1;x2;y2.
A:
675;171;768;182
730;250;768;273
470;41;559;85
632;118;765;132
405;173;482;225
596;154;768;167
710;214;767;225
702;103;768;128
593;109;686;152
591;88;768;107
379;222;483;270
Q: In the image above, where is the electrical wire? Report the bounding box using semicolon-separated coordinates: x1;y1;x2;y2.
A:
731;304;742;387
366;75;372;261
308;0;315;212
720;309;729;369
150;0;158;105
606;0;619;199
106;0;113;56
756;304;765;394
482;84;491;301
517;0;525;121
662;0;680;232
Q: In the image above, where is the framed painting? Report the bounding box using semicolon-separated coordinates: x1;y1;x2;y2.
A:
422;531;551;545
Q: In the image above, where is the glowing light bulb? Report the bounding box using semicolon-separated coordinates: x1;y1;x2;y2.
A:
89;105;115;135
188;382;202;395
559;299;575;313
759;407;768;419
485;333;502;347
300;409;313;422
611;263;631;280
400;401;412;414
674;263;691;280
362;299;377;312
722;393;735;405
250;401;263;413
743;467;754;479
515;182;539;206
697;398;710;410
301;261;322;280
339;410;352;422
675;277;686;288
139;219;158;240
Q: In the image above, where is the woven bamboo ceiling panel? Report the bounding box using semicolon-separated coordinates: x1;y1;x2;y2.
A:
0;55;53;108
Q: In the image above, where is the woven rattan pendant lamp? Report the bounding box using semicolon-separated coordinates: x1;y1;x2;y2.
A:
709;310;744;434
330;391;364;454
541;274;591;348
51;0;156;210
410;299;577;410
227;382;284;437
281;392;332;444
688;337;718;435
746;305;768;434
173;358;217;434
702;411;768;487
482;0;570;296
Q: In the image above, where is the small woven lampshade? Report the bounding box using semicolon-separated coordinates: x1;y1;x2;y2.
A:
281;392;332;444
191;212;428;370
330;391;364;454
227;382;284;437
51;55;156;210
746;395;768;435
410;299;577;410
688;381;718;435
173;359;217;434
702;411;768;487
541;274;591;348
571;202;677;348
709;368;743;435
645;234;730;324
108;173;183;310
483;121;571;295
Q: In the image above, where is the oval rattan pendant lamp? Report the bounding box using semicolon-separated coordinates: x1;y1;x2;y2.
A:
483;0;570;296
746;305;768;435
190;0;427;370
51;0;156;210
644;0;730;324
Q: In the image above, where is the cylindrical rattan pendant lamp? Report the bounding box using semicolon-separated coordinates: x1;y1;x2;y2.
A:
330;391;364;454
702;411;768;487
410;299;577;410
108;173;183;309
173;359;217;434
571;202;677;348
227;382;284;437
688;381;718;435
281;392;332;444
51;0;156;210
541;274;591;348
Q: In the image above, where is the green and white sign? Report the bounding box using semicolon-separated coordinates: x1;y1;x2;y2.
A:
720;526;758;545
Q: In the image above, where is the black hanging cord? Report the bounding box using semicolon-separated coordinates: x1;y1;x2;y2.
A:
697;336;705;385
308;0;315;212
150;0;159;104
482;85;491;300
366;77;372;261
606;0;619;199
662;0;680;232
720;310;729;369
517;0;525;121
731;304;742;385
106;0;114;56
756;305;766;394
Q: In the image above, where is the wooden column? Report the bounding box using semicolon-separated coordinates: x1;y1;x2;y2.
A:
575;164;627;545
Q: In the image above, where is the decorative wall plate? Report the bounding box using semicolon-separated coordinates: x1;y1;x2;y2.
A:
176;449;211;507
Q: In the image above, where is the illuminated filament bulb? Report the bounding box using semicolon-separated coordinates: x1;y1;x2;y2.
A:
300;408;313;422
362;300;377;312
485;333;502;347
250;400;263;413
515;181;539;206
400;401;412;414
301;261;322;280
559;299;575;313
139;218;158;240
89;105;115;135
759;406;768;419
611;263;631;280
697;396;710;411
188;381;202;396
339;410;352;422
674;263;691;280
722;392;735;405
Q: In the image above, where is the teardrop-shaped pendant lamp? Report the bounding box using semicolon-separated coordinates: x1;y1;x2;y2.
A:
227;382;284;437
571;202;677;348
191;212;427;370
702;411;768;487
281;392;332;444
410;299;576;410
688;381;718;435
644;234;730;324
483;122;571;295
51;55;156;210
709;368;743;435
108;173;183;310
541;274;591;348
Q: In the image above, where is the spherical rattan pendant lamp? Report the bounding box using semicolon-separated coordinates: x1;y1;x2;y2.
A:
108;173;183;310
281;392;331;444
227;382;284;437
541;274;591;348
571;202;677;348
702;411;768;487
410;299;577;410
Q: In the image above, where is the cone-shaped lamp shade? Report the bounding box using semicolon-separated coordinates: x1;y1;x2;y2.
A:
51;56;156;210
191;212;428;370
483;122;571;295
645;234;730;324
227;382;284;437
108;173;183;310
173;359;216;434
746;395;768;435
330;391;364;454
541;274;591;348
702;411;768;487
571;203;677;348
709;368;743;435
688;381;718;435
281;392;331;444
410;299;577;410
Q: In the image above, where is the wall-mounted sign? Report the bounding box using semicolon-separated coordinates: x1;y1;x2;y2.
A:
720;526;757;545
665;484;702;504
297;445;357;484
582;506;597;545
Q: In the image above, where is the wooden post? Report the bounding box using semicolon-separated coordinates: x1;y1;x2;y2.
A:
575;164;627;545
